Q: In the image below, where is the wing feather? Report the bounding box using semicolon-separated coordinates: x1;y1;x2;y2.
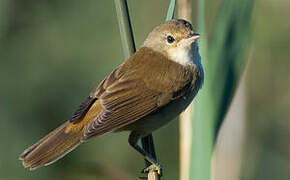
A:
83;79;160;140
70;96;97;123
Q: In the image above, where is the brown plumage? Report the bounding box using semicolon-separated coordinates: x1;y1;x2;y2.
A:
19;19;204;172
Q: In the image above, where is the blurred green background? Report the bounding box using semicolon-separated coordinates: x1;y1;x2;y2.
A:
0;0;289;180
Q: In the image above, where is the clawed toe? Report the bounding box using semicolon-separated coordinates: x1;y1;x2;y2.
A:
141;164;163;176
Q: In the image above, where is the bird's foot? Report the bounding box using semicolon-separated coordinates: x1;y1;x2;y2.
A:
141;164;163;176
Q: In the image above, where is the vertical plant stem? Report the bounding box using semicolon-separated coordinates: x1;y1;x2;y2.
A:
190;0;213;179
148;171;160;180
166;0;176;21
177;1;192;180
114;0;136;59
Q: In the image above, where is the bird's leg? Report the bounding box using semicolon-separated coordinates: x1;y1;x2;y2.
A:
128;132;163;176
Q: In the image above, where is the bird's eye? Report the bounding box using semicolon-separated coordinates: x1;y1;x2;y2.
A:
167;35;175;44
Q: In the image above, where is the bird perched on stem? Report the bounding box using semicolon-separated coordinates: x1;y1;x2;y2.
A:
19;19;203;176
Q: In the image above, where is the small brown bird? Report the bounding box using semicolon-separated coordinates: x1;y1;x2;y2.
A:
19;19;204;175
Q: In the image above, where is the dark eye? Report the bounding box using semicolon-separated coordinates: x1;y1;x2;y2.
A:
167;35;175;44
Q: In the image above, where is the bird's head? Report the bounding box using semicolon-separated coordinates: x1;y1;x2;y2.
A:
143;19;200;65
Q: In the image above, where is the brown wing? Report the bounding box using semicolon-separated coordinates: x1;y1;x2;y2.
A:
82;73;167;140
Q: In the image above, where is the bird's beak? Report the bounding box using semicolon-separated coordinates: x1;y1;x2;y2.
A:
178;33;201;47
189;33;200;40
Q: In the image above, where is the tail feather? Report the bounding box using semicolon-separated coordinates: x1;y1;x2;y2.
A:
19;121;83;170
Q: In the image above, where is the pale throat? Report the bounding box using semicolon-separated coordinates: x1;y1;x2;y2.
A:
167;46;194;66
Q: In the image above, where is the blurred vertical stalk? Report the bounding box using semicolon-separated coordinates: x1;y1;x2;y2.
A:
191;0;212;179
213;69;248;180
177;1;193;180
190;0;255;179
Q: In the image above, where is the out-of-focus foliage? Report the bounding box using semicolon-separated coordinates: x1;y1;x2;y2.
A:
0;0;289;180
242;0;290;179
191;0;254;179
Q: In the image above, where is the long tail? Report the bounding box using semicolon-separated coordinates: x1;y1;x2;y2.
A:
19;121;83;170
